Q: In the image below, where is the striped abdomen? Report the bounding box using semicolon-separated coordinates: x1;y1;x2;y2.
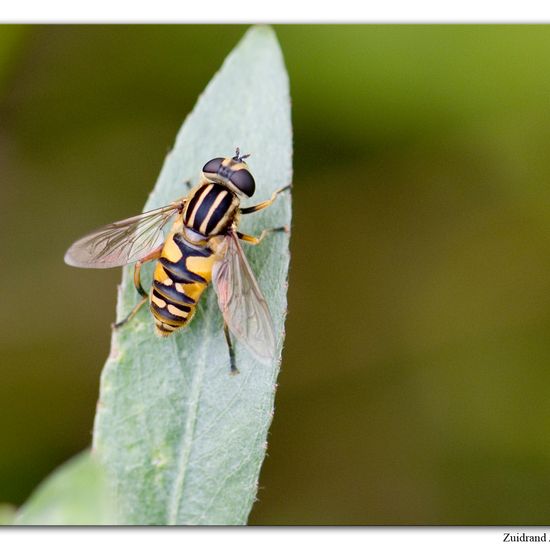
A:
150;231;219;337
182;182;239;237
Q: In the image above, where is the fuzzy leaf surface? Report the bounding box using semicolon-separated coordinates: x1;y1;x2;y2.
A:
92;26;292;525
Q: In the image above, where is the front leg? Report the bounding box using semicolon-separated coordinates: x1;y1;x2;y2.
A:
240;184;291;215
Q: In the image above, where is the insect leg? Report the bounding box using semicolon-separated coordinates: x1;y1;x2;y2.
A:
237;226;289;245
133;244;164;296
113;295;148;329
113;244;163;329
240;184;292;215
224;322;239;375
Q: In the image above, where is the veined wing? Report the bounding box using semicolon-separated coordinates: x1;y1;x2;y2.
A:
212;230;276;363
64;200;185;268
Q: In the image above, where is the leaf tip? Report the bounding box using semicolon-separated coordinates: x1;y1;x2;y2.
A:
241;25;280;48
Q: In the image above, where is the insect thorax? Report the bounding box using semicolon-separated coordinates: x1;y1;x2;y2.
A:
182;182;239;237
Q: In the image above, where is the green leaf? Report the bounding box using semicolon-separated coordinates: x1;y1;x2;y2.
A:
15;451;115;525
0;503;16;525
92;26;292;525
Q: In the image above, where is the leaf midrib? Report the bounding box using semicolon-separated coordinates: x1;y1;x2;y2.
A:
166;309;213;525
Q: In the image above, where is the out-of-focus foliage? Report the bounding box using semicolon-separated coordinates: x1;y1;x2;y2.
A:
0;504;16;525
15;452;115;525
0;26;26;91
2;25;550;524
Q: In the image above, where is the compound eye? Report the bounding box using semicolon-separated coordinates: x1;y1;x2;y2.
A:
230;169;256;197
202;157;224;177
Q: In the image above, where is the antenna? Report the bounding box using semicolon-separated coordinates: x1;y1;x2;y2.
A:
233;147;251;162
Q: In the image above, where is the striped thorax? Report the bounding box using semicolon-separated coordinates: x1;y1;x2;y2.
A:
182;182;240;237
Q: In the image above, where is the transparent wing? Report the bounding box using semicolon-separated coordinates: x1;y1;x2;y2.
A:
64;200;185;268
212;231;277;363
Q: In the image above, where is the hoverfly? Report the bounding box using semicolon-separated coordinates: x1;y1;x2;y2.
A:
64;149;290;373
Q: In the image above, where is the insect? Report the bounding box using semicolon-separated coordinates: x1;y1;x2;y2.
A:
64;148;290;374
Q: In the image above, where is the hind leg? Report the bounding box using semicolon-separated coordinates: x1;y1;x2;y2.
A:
113;245;163;329
114;295;148;329
237;226;289;245
224;323;239;375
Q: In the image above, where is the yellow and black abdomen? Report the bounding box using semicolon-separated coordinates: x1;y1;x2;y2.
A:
150;231;217;337
150;182;238;337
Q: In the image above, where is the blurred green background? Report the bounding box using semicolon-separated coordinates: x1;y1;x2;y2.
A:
2;24;550;525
